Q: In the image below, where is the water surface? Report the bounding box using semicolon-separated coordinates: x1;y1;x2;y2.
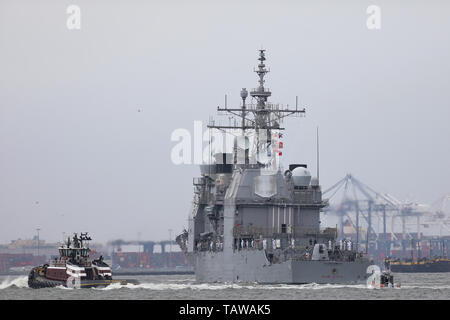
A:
1;273;449;300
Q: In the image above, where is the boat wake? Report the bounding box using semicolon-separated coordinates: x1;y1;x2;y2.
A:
400;285;450;290
1;276;448;292
93;282;370;291
0;276;29;289
91;282;450;291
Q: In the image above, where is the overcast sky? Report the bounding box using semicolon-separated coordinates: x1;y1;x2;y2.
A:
1;0;449;243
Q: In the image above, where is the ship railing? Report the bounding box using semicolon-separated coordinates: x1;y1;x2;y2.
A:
50;262;66;267
292;189;323;204
195;240;225;253
250;88;271;94
241;102;273;112
230;240;360;262
233;102;305;115
194;237;352;258
193;226;337;253
232;225;337;238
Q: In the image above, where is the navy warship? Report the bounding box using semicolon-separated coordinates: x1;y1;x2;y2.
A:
176;50;373;284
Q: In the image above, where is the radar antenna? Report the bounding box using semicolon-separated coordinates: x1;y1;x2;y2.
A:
207;49;306;167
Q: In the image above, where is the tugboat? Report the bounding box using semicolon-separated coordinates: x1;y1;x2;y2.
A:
28;233;138;289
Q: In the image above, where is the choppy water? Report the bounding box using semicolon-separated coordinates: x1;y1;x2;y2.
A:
0;273;449;300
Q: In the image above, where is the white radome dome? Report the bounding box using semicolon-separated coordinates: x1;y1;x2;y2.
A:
292;167;312;187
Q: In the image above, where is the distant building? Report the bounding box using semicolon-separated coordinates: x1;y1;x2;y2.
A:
0;237;58;257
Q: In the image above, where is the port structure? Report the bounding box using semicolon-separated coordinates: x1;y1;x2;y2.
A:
106;239;188;270
323;174;450;259
108;239;177;255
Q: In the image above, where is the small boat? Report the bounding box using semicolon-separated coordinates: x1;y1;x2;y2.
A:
28;232;138;289
379;271;398;288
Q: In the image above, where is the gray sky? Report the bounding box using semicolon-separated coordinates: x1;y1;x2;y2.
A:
1;0;449;243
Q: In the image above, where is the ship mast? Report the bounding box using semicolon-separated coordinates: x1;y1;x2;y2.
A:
251;49;272;129
207;49;306;167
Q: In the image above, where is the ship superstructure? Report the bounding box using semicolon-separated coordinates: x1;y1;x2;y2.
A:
177;50;371;283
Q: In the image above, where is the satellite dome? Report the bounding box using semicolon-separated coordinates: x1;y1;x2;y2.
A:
292;167;311;187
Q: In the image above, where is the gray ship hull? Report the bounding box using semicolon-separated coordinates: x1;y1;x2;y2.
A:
193;250;371;284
